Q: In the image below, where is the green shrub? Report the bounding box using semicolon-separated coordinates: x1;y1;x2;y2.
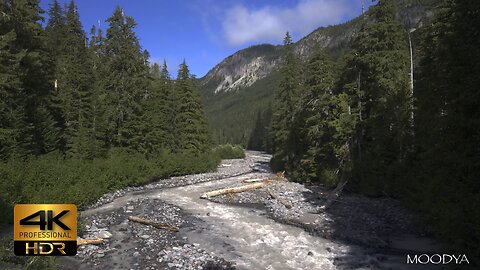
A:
0;236;56;269
212;144;245;159
320;168;339;189
0;148;220;225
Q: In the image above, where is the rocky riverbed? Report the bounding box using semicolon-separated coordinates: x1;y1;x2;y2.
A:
57;151;441;270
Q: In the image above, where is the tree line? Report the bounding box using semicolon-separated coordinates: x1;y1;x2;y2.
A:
1;0;212;160
0;0;223;237
268;0;479;263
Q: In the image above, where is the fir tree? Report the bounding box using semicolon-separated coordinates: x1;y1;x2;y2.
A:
86;24;109;156
143;61;173;154
174;61;211;154
46;0;95;158
45;0;66;56
103;6;149;151
270;32;302;173
159;61;177;152
345;0;412;194
247;111;265;151
2;0;59;156
295;48;337;185
0;28;29;159
414;0;480;260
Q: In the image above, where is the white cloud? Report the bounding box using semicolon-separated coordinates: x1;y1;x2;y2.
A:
222;0;356;46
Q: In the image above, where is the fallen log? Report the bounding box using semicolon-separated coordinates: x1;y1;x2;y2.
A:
200;182;271;199
128;216;179;232
268;189;293;209
275;171;287;181
242;177;269;183
320;180;348;211
77;238;103;246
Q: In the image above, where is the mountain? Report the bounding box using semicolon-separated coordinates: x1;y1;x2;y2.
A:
198;0;439;147
200;44;282;95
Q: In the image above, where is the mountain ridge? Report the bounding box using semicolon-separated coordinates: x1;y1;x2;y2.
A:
198;0;440;146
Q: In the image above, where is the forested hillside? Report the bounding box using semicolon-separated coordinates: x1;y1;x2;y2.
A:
269;0;479;264
0;0;217;224
199;0;439;148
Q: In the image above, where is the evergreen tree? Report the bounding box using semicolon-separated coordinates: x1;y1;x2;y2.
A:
247;111;265;151
46;0;95;158
270;32;302;173
103;6;149;151
344;0;412;194
87;24;109;156
1;0;59;157
293;47;355;186
0;25;30;159
159;61;178;152
45;0;66;56
151;62;161;79
174;61;211;154
414;0;480;260
144;61;173;154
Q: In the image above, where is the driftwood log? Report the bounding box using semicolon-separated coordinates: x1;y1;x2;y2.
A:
275;171;287;181
242;178;269;183
128;216;179;232
77;238;103;246
267;189;293;209
200;182;271;199
320;180;348;211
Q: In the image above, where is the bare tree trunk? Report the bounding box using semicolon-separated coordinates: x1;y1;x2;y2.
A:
321;180;348;211
200;182;271;199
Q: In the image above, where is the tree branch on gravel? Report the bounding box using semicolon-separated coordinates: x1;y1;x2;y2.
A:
267;189;293;209
320;180;348;211
128;216;179;232
77;238;103;246
242;177;269;183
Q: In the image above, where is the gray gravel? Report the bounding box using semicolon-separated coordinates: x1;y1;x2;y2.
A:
208;176;421;249
65;198;235;270
87;157;257;209
57;151;440;270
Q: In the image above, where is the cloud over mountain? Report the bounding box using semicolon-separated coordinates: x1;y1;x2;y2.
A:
222;0;356;46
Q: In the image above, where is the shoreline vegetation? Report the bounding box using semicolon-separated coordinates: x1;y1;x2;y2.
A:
0;0;244;267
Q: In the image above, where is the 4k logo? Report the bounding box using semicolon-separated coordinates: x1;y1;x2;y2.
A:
14;204;77;256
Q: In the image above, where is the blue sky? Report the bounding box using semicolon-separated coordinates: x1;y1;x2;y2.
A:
39;0;374;77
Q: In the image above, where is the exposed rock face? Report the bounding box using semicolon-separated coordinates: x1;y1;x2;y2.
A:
200;44;280;94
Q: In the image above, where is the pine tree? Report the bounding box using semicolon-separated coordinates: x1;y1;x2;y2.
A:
45;0;95;158
103;6;149;151
270;32;302;173
143;61;173;154
45;0;66;56
2;0;59;156
415;0;480;260
0;26;29;159
344;0;412;194
88;24;109;156
174;61;211;154
159;61;177;152
151;62;161;79
247;111;265;151
295;48;338;184
262;104;274;153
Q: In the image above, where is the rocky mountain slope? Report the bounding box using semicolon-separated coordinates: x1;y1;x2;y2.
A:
200;44;281;95
198;0;439;146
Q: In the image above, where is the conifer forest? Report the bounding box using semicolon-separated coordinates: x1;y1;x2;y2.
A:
0;0;479;269
0;0;221;220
